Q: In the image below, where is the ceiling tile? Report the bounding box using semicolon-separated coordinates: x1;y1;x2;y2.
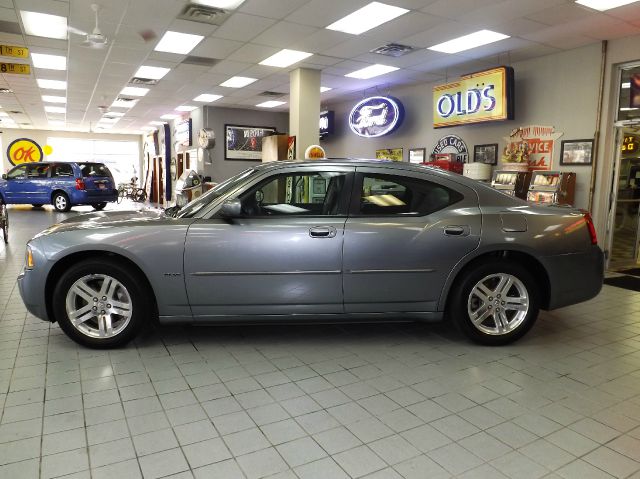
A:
239;0;316;19
251;21;319;49
227;43;279;64
285;0;370;28
212;13;276;42
191;37;244;59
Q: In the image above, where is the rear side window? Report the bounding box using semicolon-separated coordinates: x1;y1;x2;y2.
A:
357;173;463;216
51;164;74;177
27;164;50;178
79;163;111;177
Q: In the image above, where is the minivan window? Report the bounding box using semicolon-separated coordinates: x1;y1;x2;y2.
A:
51;164;74;178
79;163;111;177
6;165;27;179
27;164;50;178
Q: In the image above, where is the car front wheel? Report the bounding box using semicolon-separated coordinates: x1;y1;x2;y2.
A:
52;259;152;348
52;192;71;212
449;259;539;345
92;202;107;210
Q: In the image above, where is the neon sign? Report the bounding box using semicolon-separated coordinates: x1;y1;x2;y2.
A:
349;96;404;138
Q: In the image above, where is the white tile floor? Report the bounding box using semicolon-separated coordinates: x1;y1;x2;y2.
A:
1;204;640;479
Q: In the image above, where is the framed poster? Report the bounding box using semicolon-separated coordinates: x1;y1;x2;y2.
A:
409;148;426;164
375;148;403;162
473;143;498;165
225;124;277;161
560;139;594;165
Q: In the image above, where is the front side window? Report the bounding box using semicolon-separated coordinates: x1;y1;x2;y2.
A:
239;171;349;217
6;165;27;179
358;173;462;216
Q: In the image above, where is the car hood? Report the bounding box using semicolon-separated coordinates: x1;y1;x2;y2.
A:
35;208;167;237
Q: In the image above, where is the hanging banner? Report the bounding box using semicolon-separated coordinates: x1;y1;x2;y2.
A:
349;96;404;138
502;125;563;171
433;66;514;128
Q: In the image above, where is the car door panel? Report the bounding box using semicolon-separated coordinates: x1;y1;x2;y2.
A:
3;166;29;203
343;167;482;313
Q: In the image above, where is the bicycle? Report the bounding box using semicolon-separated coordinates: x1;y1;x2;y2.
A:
117;183;147;203
0;198;8;244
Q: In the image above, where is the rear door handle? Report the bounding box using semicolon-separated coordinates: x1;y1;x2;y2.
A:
309;226;337;238
444;225;470;236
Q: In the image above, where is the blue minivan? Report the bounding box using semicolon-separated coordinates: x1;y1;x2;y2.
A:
0;162;118;212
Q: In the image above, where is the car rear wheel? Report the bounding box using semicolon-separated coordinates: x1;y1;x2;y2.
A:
52;259;151;348
92;202;107;210
52;192;71;212
449;259;539;345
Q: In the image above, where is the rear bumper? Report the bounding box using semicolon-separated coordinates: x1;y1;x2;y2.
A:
69;190;118;204
541;245;604;310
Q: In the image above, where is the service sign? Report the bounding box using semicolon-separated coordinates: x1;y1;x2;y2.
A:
0;63;30;75
0;45;29;58
433;66;514;128
349;96;404;138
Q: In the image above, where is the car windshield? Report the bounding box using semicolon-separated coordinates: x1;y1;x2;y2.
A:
79;163;112;177
176;168;256;218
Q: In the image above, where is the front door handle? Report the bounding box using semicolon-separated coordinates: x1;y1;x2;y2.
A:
309;226;337;238
444;225;470;236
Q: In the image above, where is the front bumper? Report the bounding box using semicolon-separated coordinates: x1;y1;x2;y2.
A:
541;245;604;310
17;269;49;321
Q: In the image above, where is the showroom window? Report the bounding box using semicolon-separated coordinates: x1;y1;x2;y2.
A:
239;171;348;216
46;137;139;186
358;174;462;216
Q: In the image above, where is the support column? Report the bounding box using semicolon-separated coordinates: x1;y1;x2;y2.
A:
289;68;321;159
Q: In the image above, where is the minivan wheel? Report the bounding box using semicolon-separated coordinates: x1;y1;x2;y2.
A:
449;259;539;345
52;259;151;348
52;192;71;212
92;202;107;210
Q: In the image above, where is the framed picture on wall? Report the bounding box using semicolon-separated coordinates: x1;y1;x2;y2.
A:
225;124;277;161
408;148;426;164
473;143;498;165
560;139;594;165
375;148;403;162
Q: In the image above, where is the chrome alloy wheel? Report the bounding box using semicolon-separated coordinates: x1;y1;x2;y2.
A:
55;195;67;210
467;273;529;336
65;274;132;338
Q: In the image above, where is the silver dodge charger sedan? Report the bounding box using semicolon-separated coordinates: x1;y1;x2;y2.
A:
18;160;603;348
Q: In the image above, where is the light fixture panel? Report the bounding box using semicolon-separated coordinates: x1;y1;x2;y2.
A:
194;94;223;102
220;76;257;88
326;2;409;35
428;30;510;54
345;64;399;79
154;31;204;55
259;49;313;68
121;86;149;97
256;100;286;108
575;0;640;10
31;53;67;70
134;66;171;80
20;11;68;40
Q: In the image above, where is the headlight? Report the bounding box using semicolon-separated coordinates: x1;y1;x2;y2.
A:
26;245;34;269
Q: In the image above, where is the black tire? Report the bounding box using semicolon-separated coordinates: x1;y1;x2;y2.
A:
92;202;107;210
31;204;43;208
52;258;153;348
448;259;539;345
52;192;71;212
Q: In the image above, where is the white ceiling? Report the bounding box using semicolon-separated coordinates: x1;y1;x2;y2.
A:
0;0;639;134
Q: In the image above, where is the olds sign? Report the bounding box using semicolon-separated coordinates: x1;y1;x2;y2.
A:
349;96;404;138
433;66;514;128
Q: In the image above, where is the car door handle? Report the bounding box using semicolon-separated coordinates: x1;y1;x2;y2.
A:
309;226;337;238
444;225;470;236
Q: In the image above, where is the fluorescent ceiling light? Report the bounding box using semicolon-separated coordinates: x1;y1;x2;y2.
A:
326;2;409;35
428;29;510;54
104;112;125;117
259;49;313;68
256;100;286;108
134;65;170;80
176;105;198;112
345;64;399;79
20;11;67;40
192;0;246;8
44;105;65;114
194;93;223;102
220;76;257;88
154;31;204;55
37;79;67;90
149;121;165;125
31;53;66;70
576;0;640;10
320;86;332;92
42;95;66;103
121;86;149;96
160;113;180;120
111;99;138;108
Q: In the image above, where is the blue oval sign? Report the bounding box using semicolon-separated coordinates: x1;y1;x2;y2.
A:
349;96;404;138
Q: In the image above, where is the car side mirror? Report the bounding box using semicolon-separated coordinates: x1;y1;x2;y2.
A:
219;198;242;217
1;174;6;180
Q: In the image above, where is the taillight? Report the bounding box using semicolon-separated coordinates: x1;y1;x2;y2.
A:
583;211;598;245
75;178;85;190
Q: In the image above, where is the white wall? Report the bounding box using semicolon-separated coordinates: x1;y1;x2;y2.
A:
321;43;603;211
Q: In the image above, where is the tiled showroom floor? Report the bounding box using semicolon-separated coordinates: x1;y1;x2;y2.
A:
1;205;640;479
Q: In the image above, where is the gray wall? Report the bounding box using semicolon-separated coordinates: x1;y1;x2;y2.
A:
201;106;289;182
321;43;602;210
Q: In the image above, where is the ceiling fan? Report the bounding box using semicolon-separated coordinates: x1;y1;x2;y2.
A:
68;4;108;48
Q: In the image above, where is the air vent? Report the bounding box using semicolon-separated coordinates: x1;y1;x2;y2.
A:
182;55;218;67
0;20;22;35
178;3;231;25
115;97;136;104
260;91;284;98
0;88;13;93
370;43;417;57
129;77;158;86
